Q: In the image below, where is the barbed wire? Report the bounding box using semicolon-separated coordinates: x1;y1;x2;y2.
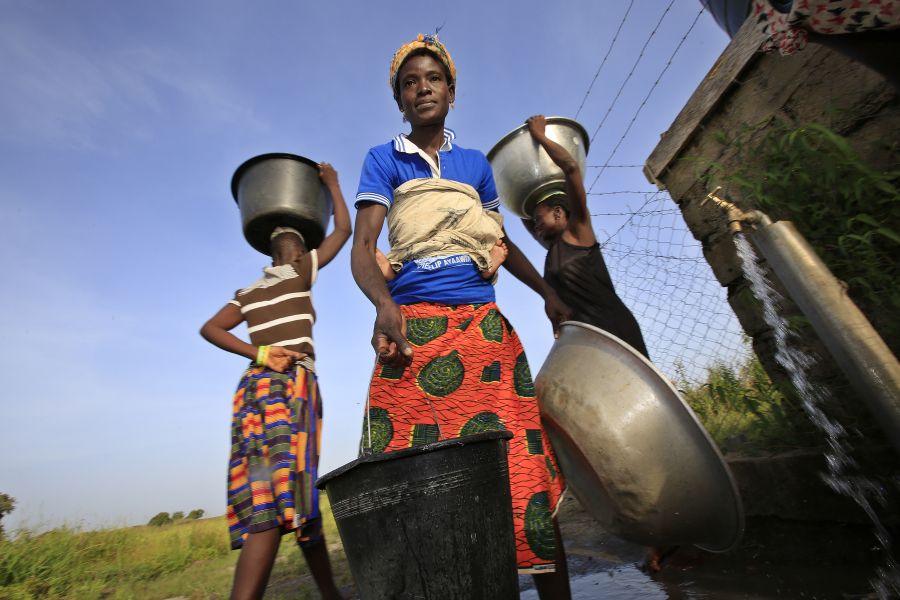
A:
588;6;706;193
591;208;681;217
598;192;660;247
585;164;644;168
603;246;707;262
574;0;636;121
587;0;677;146
588;190;659;196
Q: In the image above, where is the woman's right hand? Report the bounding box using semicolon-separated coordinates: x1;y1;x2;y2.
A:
373;301;413;367
266;346;307;372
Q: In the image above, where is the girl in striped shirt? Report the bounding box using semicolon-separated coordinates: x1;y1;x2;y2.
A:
200;162;351;600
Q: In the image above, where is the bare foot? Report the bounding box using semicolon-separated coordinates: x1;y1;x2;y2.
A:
642;545;679;573
480;240;508;280
374;248;395;281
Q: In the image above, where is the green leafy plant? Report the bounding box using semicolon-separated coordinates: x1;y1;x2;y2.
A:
705;120;900;353
678;353;811;454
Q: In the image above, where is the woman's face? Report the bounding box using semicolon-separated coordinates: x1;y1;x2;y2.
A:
531;203;567;241
397;54;455;128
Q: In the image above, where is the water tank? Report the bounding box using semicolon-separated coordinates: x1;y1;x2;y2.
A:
700;0;793;38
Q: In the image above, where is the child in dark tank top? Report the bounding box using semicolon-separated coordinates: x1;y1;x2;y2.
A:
524;115;648;357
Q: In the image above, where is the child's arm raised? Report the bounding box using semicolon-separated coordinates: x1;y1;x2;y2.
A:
315;162;352;268
200;303;304;372
526;115;595;246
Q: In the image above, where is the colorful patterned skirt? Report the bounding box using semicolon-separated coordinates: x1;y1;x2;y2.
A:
227;364;322;550
363;302;565;574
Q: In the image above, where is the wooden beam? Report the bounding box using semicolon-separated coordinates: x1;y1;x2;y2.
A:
644;16;768;186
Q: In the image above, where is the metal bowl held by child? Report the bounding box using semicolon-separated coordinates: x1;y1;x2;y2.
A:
487;117;589;219
535;322;744;552
231;153;333;255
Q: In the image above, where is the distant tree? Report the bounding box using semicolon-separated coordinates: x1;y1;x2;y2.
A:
172;511;185;521
187;509;205;520
0;493;15;539
147;512;172;527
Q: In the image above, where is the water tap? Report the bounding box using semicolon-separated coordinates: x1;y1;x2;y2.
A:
702;187;772;234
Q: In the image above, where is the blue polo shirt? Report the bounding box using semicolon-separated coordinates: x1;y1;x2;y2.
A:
356;129;501;306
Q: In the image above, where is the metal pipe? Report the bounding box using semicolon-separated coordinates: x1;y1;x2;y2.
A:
751;221;900;452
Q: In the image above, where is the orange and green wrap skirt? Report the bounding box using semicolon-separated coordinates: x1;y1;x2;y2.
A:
227;364;322;550
363;302;566;574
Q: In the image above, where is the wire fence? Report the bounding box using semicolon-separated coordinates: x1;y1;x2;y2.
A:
569;2;750;385
594;190;750;385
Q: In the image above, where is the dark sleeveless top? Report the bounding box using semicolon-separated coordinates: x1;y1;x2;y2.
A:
544;239;649;358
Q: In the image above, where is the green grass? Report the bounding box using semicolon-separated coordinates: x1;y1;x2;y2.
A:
0;497;352;600
677;354;813;455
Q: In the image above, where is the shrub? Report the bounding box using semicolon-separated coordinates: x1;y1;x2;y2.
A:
147;512;172;527
0;493;14;540
678;353;807;454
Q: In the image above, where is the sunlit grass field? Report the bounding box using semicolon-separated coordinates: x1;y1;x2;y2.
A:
0;497;352;599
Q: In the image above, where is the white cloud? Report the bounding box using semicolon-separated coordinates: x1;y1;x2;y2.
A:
0;13;266;149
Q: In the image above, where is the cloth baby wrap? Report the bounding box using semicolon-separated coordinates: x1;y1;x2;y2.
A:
385;178;503;273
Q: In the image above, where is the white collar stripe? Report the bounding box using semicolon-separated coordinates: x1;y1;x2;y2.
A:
394;128;456;155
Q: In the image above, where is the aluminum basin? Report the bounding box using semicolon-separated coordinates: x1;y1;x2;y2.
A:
231;153;333;255
487;117;589;218
535;322;744;552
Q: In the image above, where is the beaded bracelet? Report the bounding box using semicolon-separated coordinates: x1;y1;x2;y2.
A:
256;345;270;367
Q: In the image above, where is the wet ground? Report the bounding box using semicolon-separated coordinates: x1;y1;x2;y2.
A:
517;495;887;599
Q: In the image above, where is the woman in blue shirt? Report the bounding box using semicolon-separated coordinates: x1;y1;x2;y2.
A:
350;34;572;597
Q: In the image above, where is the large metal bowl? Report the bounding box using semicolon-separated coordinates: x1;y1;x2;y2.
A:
231;153;333;255
535;322;744;552
486;117;589;218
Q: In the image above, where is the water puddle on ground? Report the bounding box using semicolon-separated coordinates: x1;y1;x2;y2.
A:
520;565;680;600
519;560;878;599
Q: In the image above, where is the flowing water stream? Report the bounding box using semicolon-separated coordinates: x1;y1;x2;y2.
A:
732;232;898;598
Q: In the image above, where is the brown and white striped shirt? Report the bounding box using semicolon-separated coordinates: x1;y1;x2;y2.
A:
229;250;318;360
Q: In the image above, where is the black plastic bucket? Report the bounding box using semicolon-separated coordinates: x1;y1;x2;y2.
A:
230;153;333;254
317;431;518;600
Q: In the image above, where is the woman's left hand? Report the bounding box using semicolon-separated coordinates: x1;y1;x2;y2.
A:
267;346;307;372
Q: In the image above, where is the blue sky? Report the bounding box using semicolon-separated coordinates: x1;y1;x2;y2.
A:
0;0;733;530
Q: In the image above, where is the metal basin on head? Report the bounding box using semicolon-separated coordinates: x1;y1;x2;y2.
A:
487;117;589;218
231;153;333;255
535;322;744;552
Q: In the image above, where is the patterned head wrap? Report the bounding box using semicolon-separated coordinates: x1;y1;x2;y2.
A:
389;33;456;98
